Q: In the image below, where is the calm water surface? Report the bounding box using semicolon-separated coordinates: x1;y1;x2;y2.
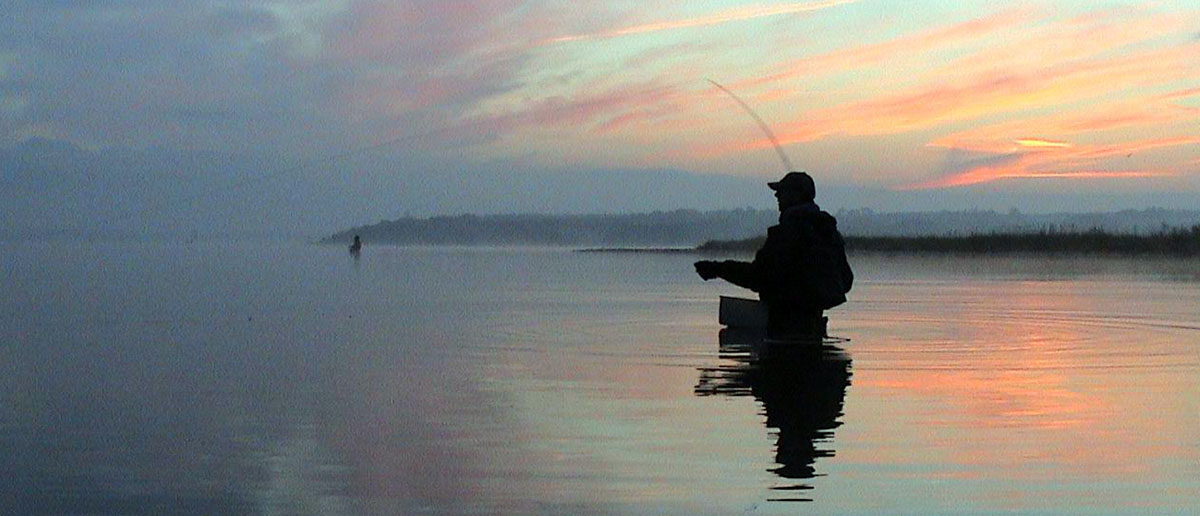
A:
2;242;1198;515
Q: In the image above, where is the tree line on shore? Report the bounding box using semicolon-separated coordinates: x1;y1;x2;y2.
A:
321;209;777;246
698;225;1200;256
323;208;1200;254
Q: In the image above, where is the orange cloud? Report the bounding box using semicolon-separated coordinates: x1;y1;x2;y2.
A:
676;8;1198;185
1160;87;1200;101
900;136;1196;189
927;99;1195;155
464;82;683;137
1062;111;1184;133
738;7;1036;89
593;103;684;134
942;8;1193;79
694;8;1200;184
1070;136;1200;160
764;41;1200;148
1015;138;1071;148
545;0;858;43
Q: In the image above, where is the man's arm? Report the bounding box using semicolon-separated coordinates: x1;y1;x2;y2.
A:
694;260;760;291
694;223;791;293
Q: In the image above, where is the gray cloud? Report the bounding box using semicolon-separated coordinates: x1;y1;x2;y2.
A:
0;1;623;237
1;1;578;157
3;3;295;148
205;6;280;37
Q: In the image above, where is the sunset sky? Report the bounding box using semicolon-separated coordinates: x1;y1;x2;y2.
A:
3;0;1199;230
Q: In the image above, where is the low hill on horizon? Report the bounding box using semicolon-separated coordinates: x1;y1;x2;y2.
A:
321;209;777;246
322;208;1200;246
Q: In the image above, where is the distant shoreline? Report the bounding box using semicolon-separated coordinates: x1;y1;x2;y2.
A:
575;247;697;254
696;227;1200;256
323;209;1200;251
575;226;1200;256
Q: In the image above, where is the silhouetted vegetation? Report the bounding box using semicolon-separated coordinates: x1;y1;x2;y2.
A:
698;226;1200;256
832;208;1200;236
323;209;1200;251
321;209;775;246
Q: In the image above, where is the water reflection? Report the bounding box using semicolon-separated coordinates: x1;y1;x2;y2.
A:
695;330;852;501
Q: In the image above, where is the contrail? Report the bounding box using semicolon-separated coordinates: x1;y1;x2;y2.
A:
707;78;795;173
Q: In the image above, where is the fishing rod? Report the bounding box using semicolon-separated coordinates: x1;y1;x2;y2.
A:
706;78;795;173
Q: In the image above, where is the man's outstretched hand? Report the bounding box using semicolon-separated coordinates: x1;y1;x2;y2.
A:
694;260;719;281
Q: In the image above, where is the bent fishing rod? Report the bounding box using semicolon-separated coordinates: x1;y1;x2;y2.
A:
706;78;795;174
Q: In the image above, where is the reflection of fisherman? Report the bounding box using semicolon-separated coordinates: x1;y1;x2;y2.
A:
757;346;851;481
694;172;853;338
349;235;362;254
696;342;851;487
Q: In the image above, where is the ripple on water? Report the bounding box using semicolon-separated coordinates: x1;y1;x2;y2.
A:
841;278;1200;374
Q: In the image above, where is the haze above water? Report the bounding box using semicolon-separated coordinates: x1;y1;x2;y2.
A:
3;242;1198;515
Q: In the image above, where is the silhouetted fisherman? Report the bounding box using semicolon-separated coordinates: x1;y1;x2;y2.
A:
694;172;853;339
349;235;362;255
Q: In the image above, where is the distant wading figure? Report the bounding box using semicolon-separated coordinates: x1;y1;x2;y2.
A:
349;235;362;255
694;172;853;339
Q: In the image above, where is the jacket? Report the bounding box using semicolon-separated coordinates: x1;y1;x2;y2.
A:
751;202;853;310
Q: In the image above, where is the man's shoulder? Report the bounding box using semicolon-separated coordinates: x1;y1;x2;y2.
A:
781;205;837;226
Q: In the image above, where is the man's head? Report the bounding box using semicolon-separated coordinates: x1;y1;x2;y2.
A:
768;171;815;210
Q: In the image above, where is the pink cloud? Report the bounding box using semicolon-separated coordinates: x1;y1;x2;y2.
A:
942;8;1192;78
460;83;683;137
321;0;586;134
697;7;1200;181
1159;87;1200;101
679;10;1200;182
544;0;859;44
1063;111;1184;133
737;7;1036;89
928;102;1194;155
762;40;1200;148
900;160;1171;190
1070;136;1200;160
327;0;533;64
594;103;685;134
901;136;1198;189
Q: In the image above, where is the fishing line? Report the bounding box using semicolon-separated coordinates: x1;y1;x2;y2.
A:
706;78;794;173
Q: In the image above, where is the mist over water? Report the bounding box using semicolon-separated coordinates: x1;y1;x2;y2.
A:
2;243;1198;515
